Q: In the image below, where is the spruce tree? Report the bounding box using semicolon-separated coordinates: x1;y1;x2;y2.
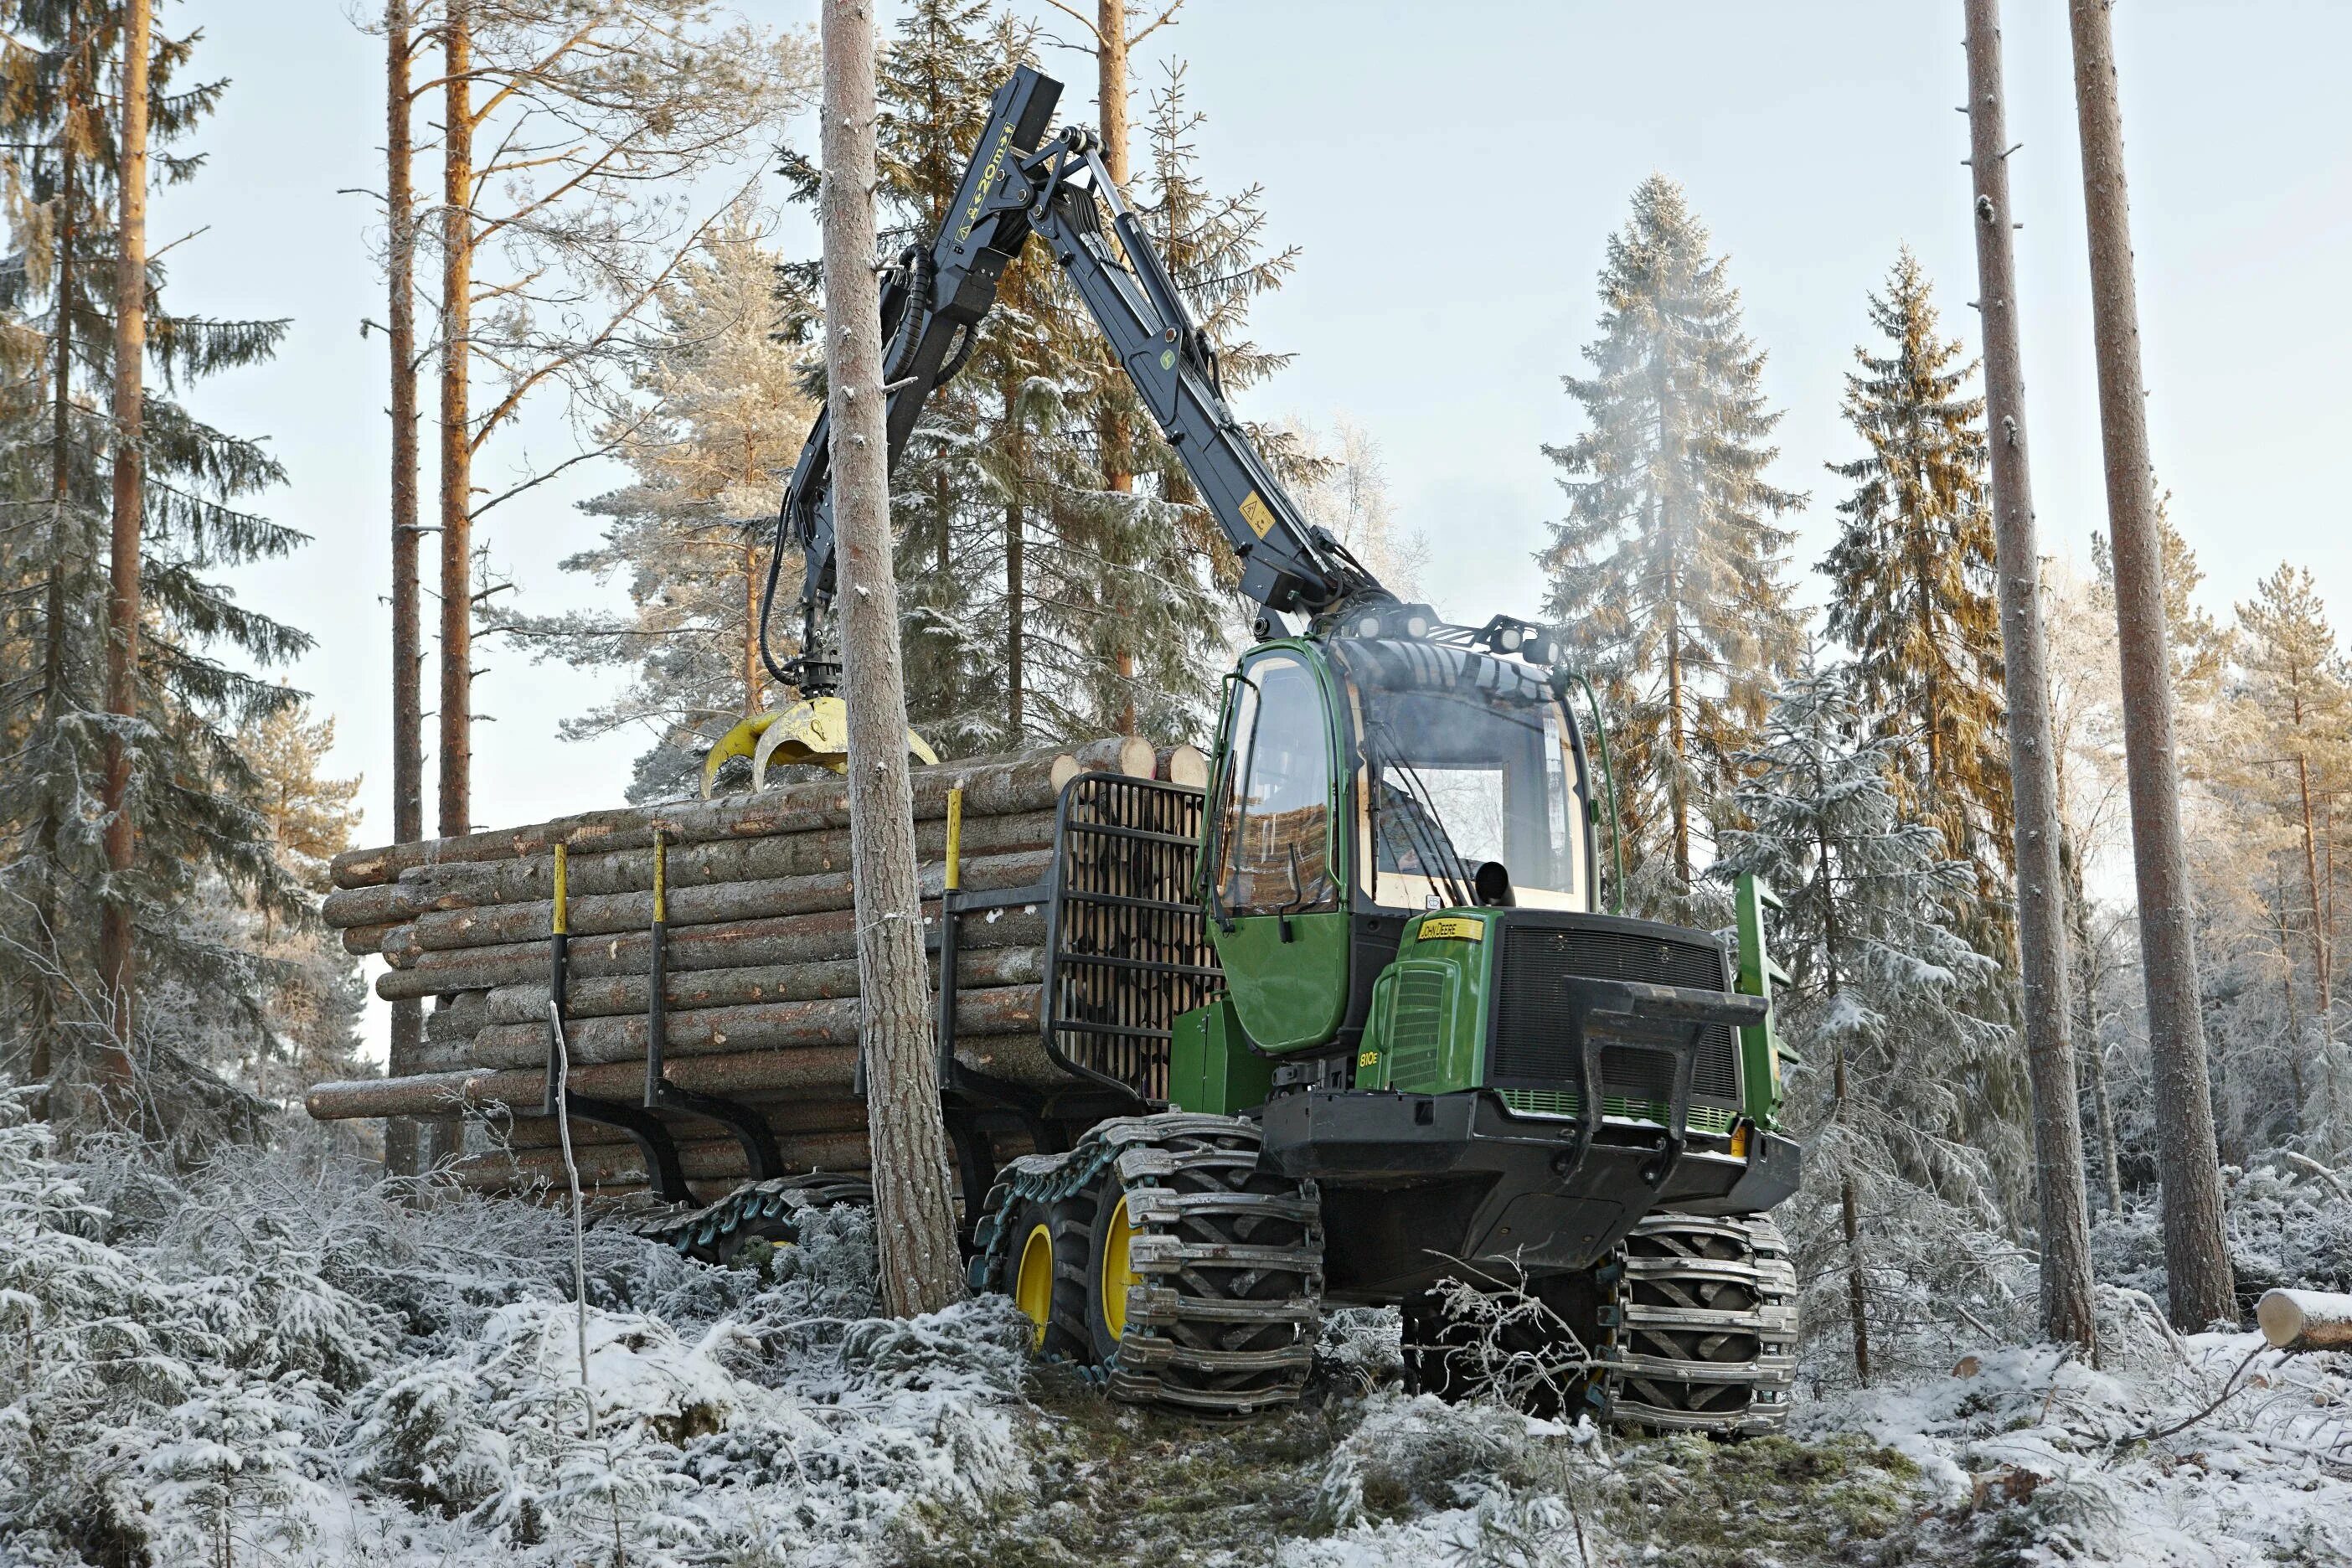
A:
1820;250;2008;881
1540;176;1803;902
0;0;312;1124
1716;658;2025;1377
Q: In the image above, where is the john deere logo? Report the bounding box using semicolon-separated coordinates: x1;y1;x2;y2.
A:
1159;348;1175;369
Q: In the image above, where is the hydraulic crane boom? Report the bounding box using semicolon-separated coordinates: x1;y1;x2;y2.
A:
761;65;1387;697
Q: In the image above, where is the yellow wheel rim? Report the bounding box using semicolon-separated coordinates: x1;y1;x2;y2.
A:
1014;1222;1054;1350
1100;1194;1138;1341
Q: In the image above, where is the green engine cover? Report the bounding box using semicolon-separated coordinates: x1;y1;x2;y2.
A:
1355;911;1494;1095
1168;995;1275;1115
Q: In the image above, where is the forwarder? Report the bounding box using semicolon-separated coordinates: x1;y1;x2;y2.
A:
694;67;1800;1433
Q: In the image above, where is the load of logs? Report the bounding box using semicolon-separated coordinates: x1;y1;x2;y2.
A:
306;735;1201;1204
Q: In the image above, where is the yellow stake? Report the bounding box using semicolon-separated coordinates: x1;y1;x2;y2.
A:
552;843;568;936
945;786;965;893
652;829;668;924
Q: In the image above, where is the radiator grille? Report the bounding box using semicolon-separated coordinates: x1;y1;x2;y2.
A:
1490;921;1741;1108
1387;965;1447;1091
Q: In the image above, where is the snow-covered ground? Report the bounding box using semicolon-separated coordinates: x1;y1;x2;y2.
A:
3;1091;2346;1568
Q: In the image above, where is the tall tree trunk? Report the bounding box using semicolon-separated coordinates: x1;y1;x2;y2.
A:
438;0;474;841
99;0;152;1081
2067;0;2235;1328
2298;752;2329;1019
2063;828;2128;1213
31;48;80;1096
1005;392;1024;745
820;0;965;1317
1839;1168;1871;1385
385;0;436;1176
1964;0;2098;1352
1095;0;1137;736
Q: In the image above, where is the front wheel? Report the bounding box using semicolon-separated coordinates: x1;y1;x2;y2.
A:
976;1112;1326;1416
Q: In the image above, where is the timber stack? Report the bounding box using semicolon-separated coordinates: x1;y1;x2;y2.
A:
307;735;1204;1204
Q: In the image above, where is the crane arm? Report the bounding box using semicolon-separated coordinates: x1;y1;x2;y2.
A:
761;65;1385;695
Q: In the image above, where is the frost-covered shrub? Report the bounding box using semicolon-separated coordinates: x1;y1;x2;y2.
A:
1313;1393;1534;1529
2091;1163;2352;1321
1315;1305;1405;1395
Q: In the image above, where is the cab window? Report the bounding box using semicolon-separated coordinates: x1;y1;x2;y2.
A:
1214;653;1338;914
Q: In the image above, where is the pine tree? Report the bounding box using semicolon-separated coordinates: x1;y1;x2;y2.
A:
1540;176;1803;902
2232;562;2349;1128
0;1;312;1125
501;209;819;800
1820;250;2008;880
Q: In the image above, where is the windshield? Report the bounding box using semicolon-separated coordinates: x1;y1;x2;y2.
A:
1333;640;1590;913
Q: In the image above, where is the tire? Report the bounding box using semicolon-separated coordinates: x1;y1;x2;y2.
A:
1608;1212;1798;1436
1401;1269;1607;1422
1001;1194;1091;1362
1086;1114;1324;1416
644;1173;874;1265
1402;1213;1798;1436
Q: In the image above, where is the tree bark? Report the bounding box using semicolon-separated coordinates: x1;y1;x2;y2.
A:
1963;0;2099;1353
2297;752;2329;1019
1839;1171;1871;1385
2067;0;2235;1328
1096;0;1138;735
98;0;152;1076
438;0;474;840
386;0;436;1176
821;0;967;1316
31;25;84;1095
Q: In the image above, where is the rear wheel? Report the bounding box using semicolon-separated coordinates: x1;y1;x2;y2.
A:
1003;1194;1091;1360
1401;1212;1798;1436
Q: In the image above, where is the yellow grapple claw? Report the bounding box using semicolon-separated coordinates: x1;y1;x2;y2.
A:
750;696;938;789
700;710;781;800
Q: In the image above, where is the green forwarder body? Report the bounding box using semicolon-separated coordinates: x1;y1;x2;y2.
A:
1171;635;1800;1306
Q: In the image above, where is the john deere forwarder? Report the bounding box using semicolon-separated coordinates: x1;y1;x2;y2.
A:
692;67;1800;1434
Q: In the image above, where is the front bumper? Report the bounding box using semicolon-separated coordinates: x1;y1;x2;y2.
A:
1261;1087;1799;1299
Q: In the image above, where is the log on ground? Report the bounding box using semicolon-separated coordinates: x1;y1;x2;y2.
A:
2257;1288;2352;1350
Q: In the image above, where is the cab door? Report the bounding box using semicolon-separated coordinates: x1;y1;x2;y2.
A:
1204;646;1351;1051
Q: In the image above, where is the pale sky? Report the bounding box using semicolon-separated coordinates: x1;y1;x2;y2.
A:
159;2;2352;1054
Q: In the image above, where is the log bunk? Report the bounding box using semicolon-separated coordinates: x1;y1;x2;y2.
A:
307;735;1214;1215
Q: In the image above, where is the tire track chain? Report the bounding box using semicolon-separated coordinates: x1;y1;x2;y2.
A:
972;1112;1326;1416
638;1171;875;1263
1597;1211;1798;1436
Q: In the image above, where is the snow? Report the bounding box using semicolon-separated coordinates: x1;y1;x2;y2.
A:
4;1085;2348;1567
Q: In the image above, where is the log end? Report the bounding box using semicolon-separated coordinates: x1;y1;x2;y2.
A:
1117;734;1157;780
1160;743;1210;790
2257;1287;2352;1349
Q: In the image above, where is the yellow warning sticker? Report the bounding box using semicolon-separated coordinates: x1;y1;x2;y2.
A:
1416;916;1484;942
1240;490;1277;539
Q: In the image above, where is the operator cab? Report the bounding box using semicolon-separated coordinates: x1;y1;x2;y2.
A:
1204;631;1601;1055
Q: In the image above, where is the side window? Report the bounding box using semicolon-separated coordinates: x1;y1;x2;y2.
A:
1215;654;1338;914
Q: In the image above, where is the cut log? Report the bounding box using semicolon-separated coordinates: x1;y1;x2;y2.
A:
330;739;1137;889
409;848;1051;952
424;992;487;1044
1156;743;1210;789
469;983;1043;1070
481;945;1047;1027
496;1092;871;1150
303;1044;860;1121
2256;1288;2352;1351
456;1130;871;1189
320;807;1057;931
375;905;1049;1001
341;921;400;957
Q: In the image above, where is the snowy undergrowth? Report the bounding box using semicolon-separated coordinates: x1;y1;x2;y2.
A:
5;1085;2348;1567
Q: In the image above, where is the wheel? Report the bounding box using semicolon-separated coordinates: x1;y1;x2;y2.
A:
1608;1212;1798;1436
640;1172;874;1264
972;1113;1324;1415
1083;1114;1324;1416
1401;1214;1798;1436
1001;1194;1090;1361
1401;1269;1606;1421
